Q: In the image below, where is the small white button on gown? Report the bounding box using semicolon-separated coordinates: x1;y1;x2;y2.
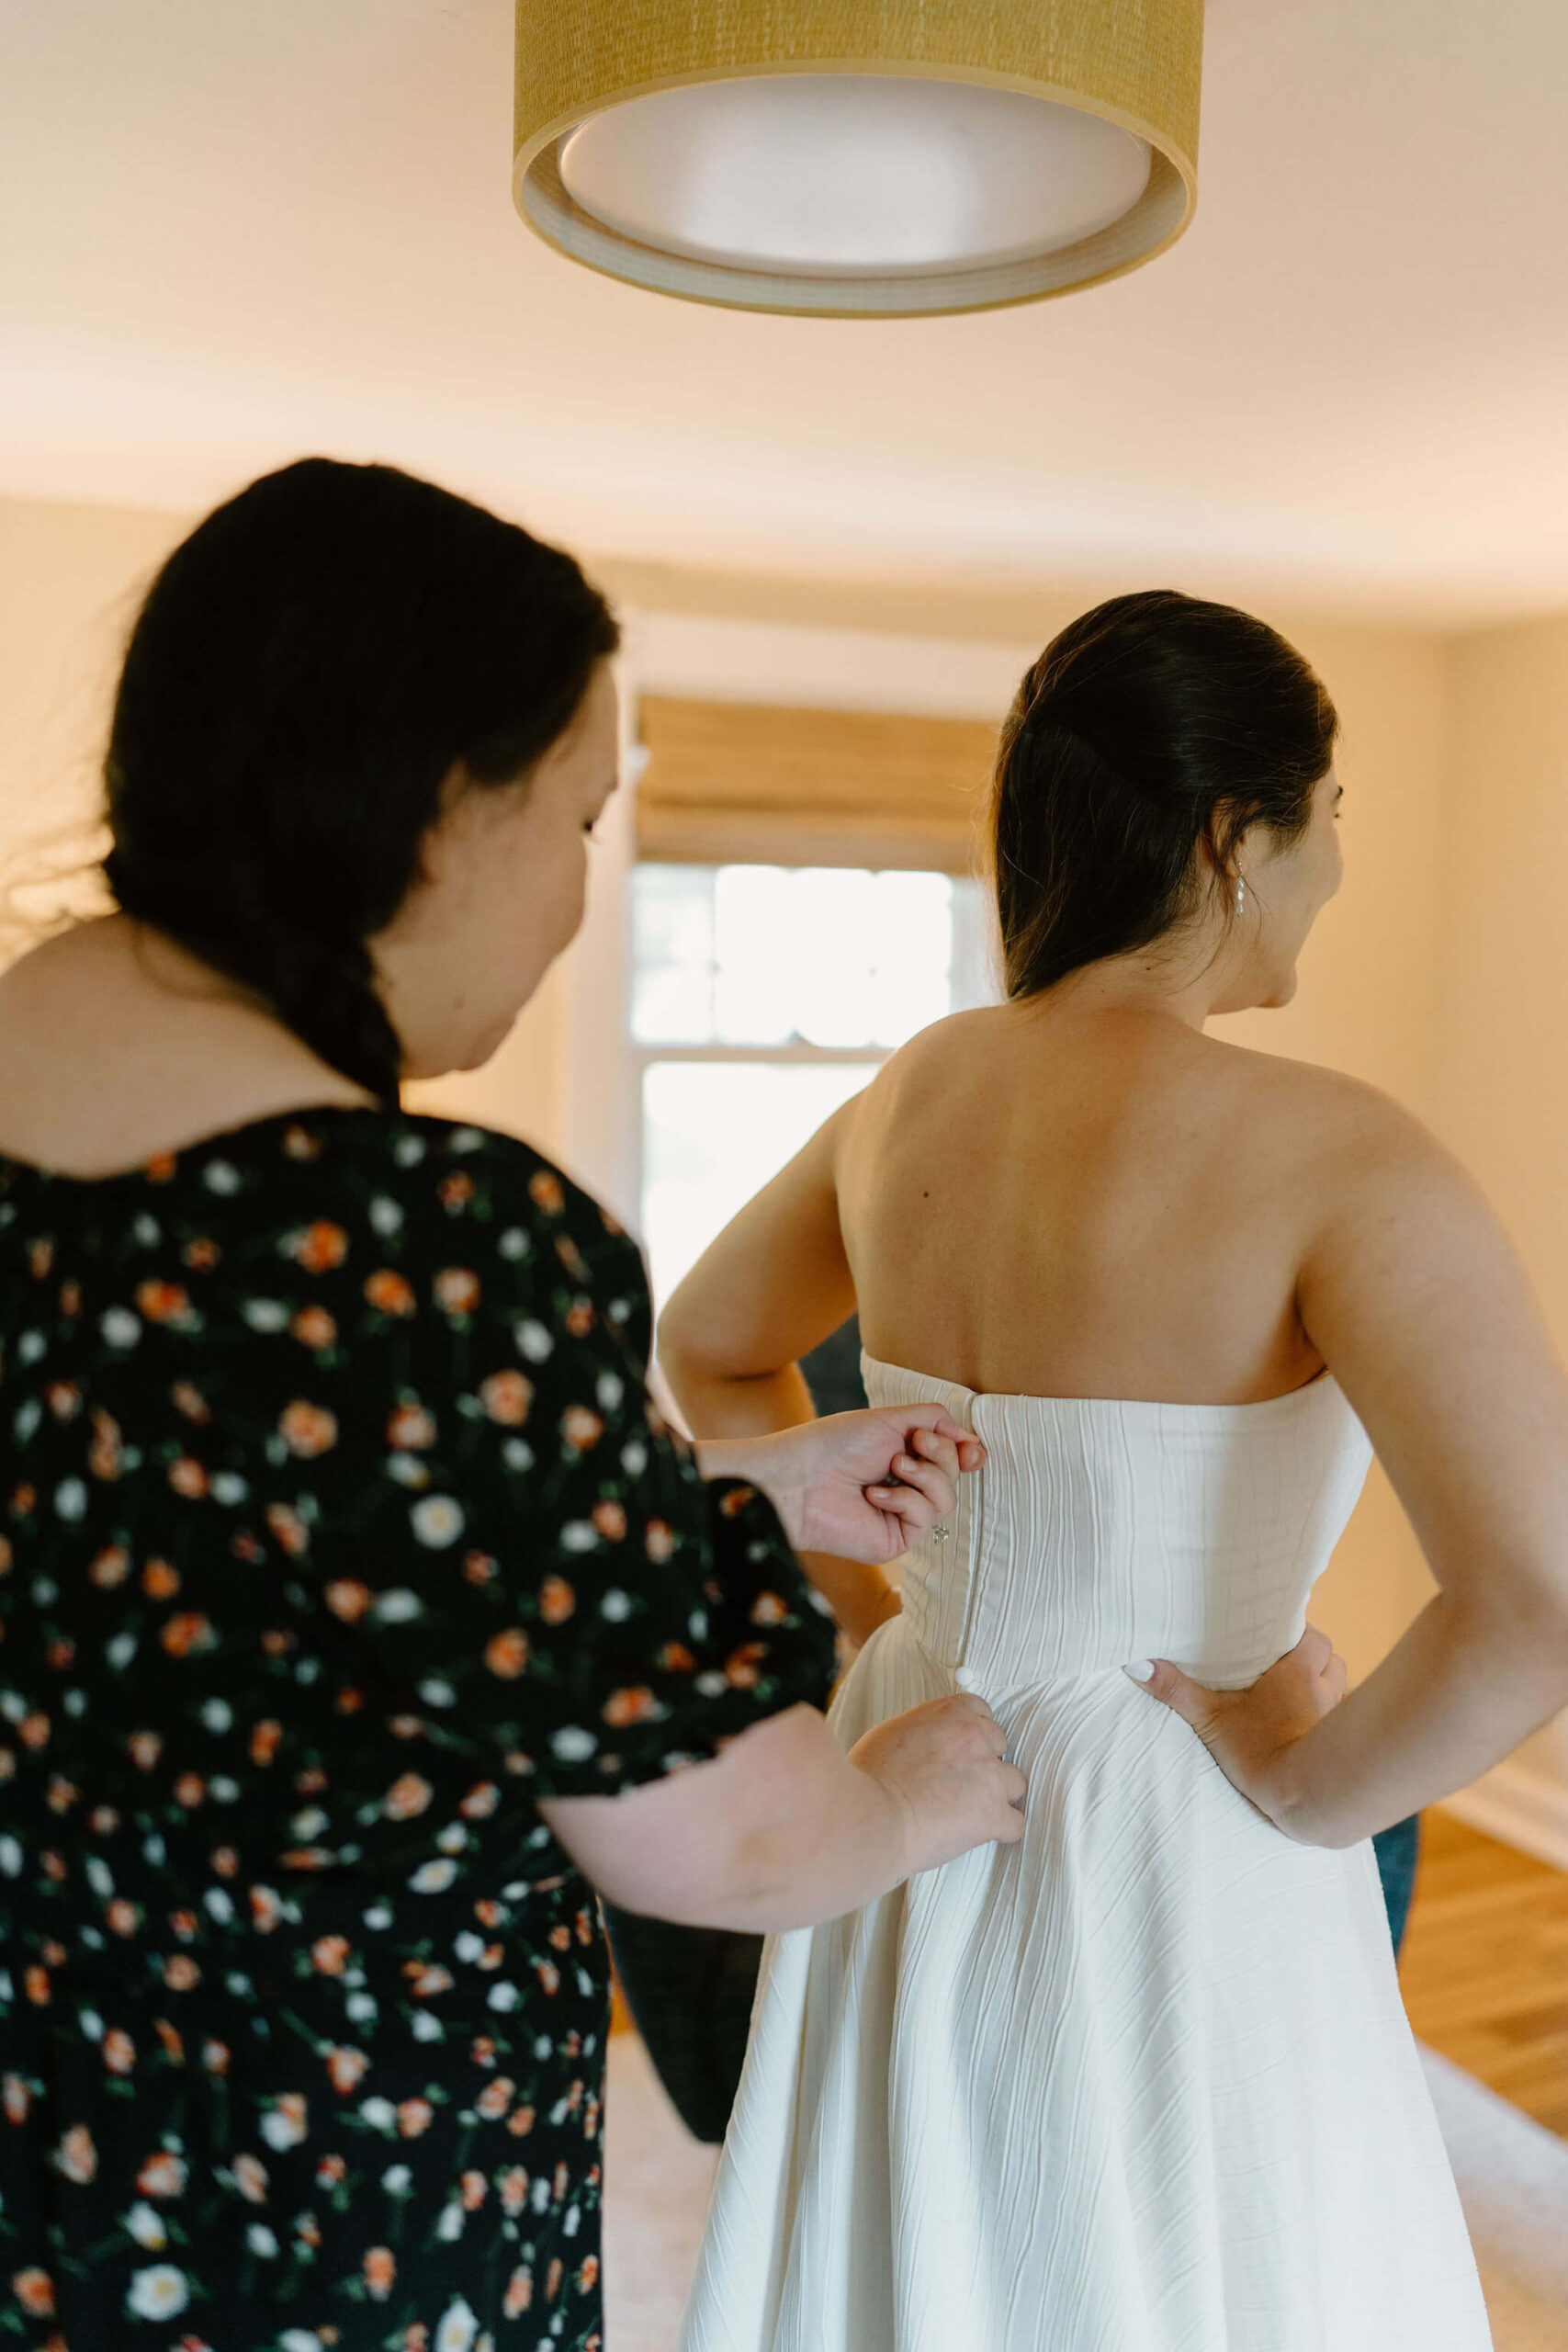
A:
679;1354;1491;2352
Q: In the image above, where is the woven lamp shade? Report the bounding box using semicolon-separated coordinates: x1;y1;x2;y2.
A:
513;1;1202;318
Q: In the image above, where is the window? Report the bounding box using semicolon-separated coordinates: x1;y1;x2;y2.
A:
630;863;997;1309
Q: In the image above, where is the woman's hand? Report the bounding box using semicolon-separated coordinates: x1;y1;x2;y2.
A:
715;1408;985;1566
1124;1625;1348;1838
847;1691;1027;1875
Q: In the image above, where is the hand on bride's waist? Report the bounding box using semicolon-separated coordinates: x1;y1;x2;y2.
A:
1123;1627;1350;1840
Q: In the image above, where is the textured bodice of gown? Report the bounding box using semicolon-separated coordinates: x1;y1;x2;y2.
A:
679;1357;1492;2352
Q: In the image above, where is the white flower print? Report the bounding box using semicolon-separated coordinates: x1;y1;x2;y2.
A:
435;2296;479;2352
247;2223;279;2256
550;1725;597;1762
372;1587;423;1622
410;1859;458;1894
514;1317;553;1363
124;2202;166;2248
358;2097;397;2132
203;1159;241;1193
126;2265;188;2319
200;1699;233;1734
368;1195;404;1235
418;1678;457;1709
600;1589;632;1622
437;2199;465;2241
412;2010;444;2043
381;2163;412;2193
242;1297;289;1331
411;1495;464;1548
99;1306;141;1348
487;1982;521;2013
54;1478;87;1521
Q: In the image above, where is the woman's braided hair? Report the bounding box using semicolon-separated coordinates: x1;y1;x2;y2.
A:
104;456;619;1102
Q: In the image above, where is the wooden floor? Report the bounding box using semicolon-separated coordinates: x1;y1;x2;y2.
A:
1400;1809;1568;2139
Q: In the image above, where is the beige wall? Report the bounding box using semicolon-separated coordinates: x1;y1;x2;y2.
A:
1;488;1562;1850
1427;615;1568;1815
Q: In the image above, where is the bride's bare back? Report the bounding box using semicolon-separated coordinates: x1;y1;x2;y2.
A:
839;999;1333;1407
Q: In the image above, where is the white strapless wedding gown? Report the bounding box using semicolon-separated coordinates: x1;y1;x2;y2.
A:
678;1354;1491;2352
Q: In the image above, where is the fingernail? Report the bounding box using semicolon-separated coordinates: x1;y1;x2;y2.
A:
1122;1660;1156;1683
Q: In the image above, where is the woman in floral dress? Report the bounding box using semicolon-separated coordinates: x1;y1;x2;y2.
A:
0;458;1034;2352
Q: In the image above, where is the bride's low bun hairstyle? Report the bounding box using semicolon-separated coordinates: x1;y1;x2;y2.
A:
104;457;619;1102
990;589;1337;1001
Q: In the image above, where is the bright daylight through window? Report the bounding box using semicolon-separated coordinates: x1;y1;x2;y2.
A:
631;863;997;1307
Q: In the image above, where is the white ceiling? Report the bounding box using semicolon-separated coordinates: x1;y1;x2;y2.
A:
4;0;1568;625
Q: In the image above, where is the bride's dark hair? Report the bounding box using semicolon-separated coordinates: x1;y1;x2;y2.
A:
103;456;619;1103
989;588;1337;1001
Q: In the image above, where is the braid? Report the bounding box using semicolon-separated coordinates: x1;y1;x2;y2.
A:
103;839;405;1104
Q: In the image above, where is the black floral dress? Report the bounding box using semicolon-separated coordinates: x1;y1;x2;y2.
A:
0;1110;836;2352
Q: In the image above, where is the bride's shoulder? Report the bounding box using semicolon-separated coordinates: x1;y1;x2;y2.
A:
1204;1035;1446;1182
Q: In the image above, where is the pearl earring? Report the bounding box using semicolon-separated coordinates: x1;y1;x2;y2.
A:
1235;875;1246;916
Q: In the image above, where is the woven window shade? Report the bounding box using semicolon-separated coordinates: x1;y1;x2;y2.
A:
634;696;998;874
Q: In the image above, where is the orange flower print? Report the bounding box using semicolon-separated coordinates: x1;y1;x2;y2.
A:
463;1550;496;1585
383;1771;433;1820
403;1963;452;1998
460;2169;487;2210
396;2098;434;2138
93;1546;130;1589
507;2105;536;2138
202;2040;231;2075
167;1457;209;1500
136;2150;186;2199
53;2125;96;2184
172;1773;205;1808
279;1400;338;1458
560;1405;604;1452
143;1559;180;1600
19;1713;50;1751
539;1575;575;1625
387;1401;435;1450
528;1169;565;1215
365;1269;416;1317
311;1935;351;1976
27;1237;52;1281
144;1151;176;1182
479;1370;533;1426
103;2030;135;2075
249;1885;282;1934
11;2269;54;2317
602;1686;660;1728
324;1578;372;1623
153;2019;185;2064
232;2154;268;2204
282;1123;321;1161
434;1267;479;1317
264;1500;310;1555
161;1612;213;1658
727;1644;766;1690
250;1720;283;1767
326;2046;368;2095
564;1297;595;1338
504;2266;534;2316
88;1408;123;1479
592;1499;627;1542
364;2247;396;2301
750;1590;789;1626
290;1305;337;1351
288;1220;349;1272
135;1279;190;1325
483;1628;529;1679
315;2153;346;2188
183;1234;221;1271
547;2256;564;2301
658;1642;694;1673
458;1780;499;1819
3;2075;31;2125
534;1960;560;1997
45;1381;81;1422
476;2077;514;2121
171;1382;212;1427
261;2093;308;2150
645;1520;676;1563
438;1170;475;1211
128;1730;162;1771
22;1968;49;2007
107;1900;141;1938
578;2255;600;2292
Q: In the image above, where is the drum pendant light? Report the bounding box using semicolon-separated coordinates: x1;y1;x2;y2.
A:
513;2;1202;319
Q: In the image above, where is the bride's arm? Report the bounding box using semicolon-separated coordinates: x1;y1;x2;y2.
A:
1139;1087;1568;1845
658;1101;902;1645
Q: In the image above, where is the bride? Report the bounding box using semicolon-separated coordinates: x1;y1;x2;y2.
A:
656;589;1568;2351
